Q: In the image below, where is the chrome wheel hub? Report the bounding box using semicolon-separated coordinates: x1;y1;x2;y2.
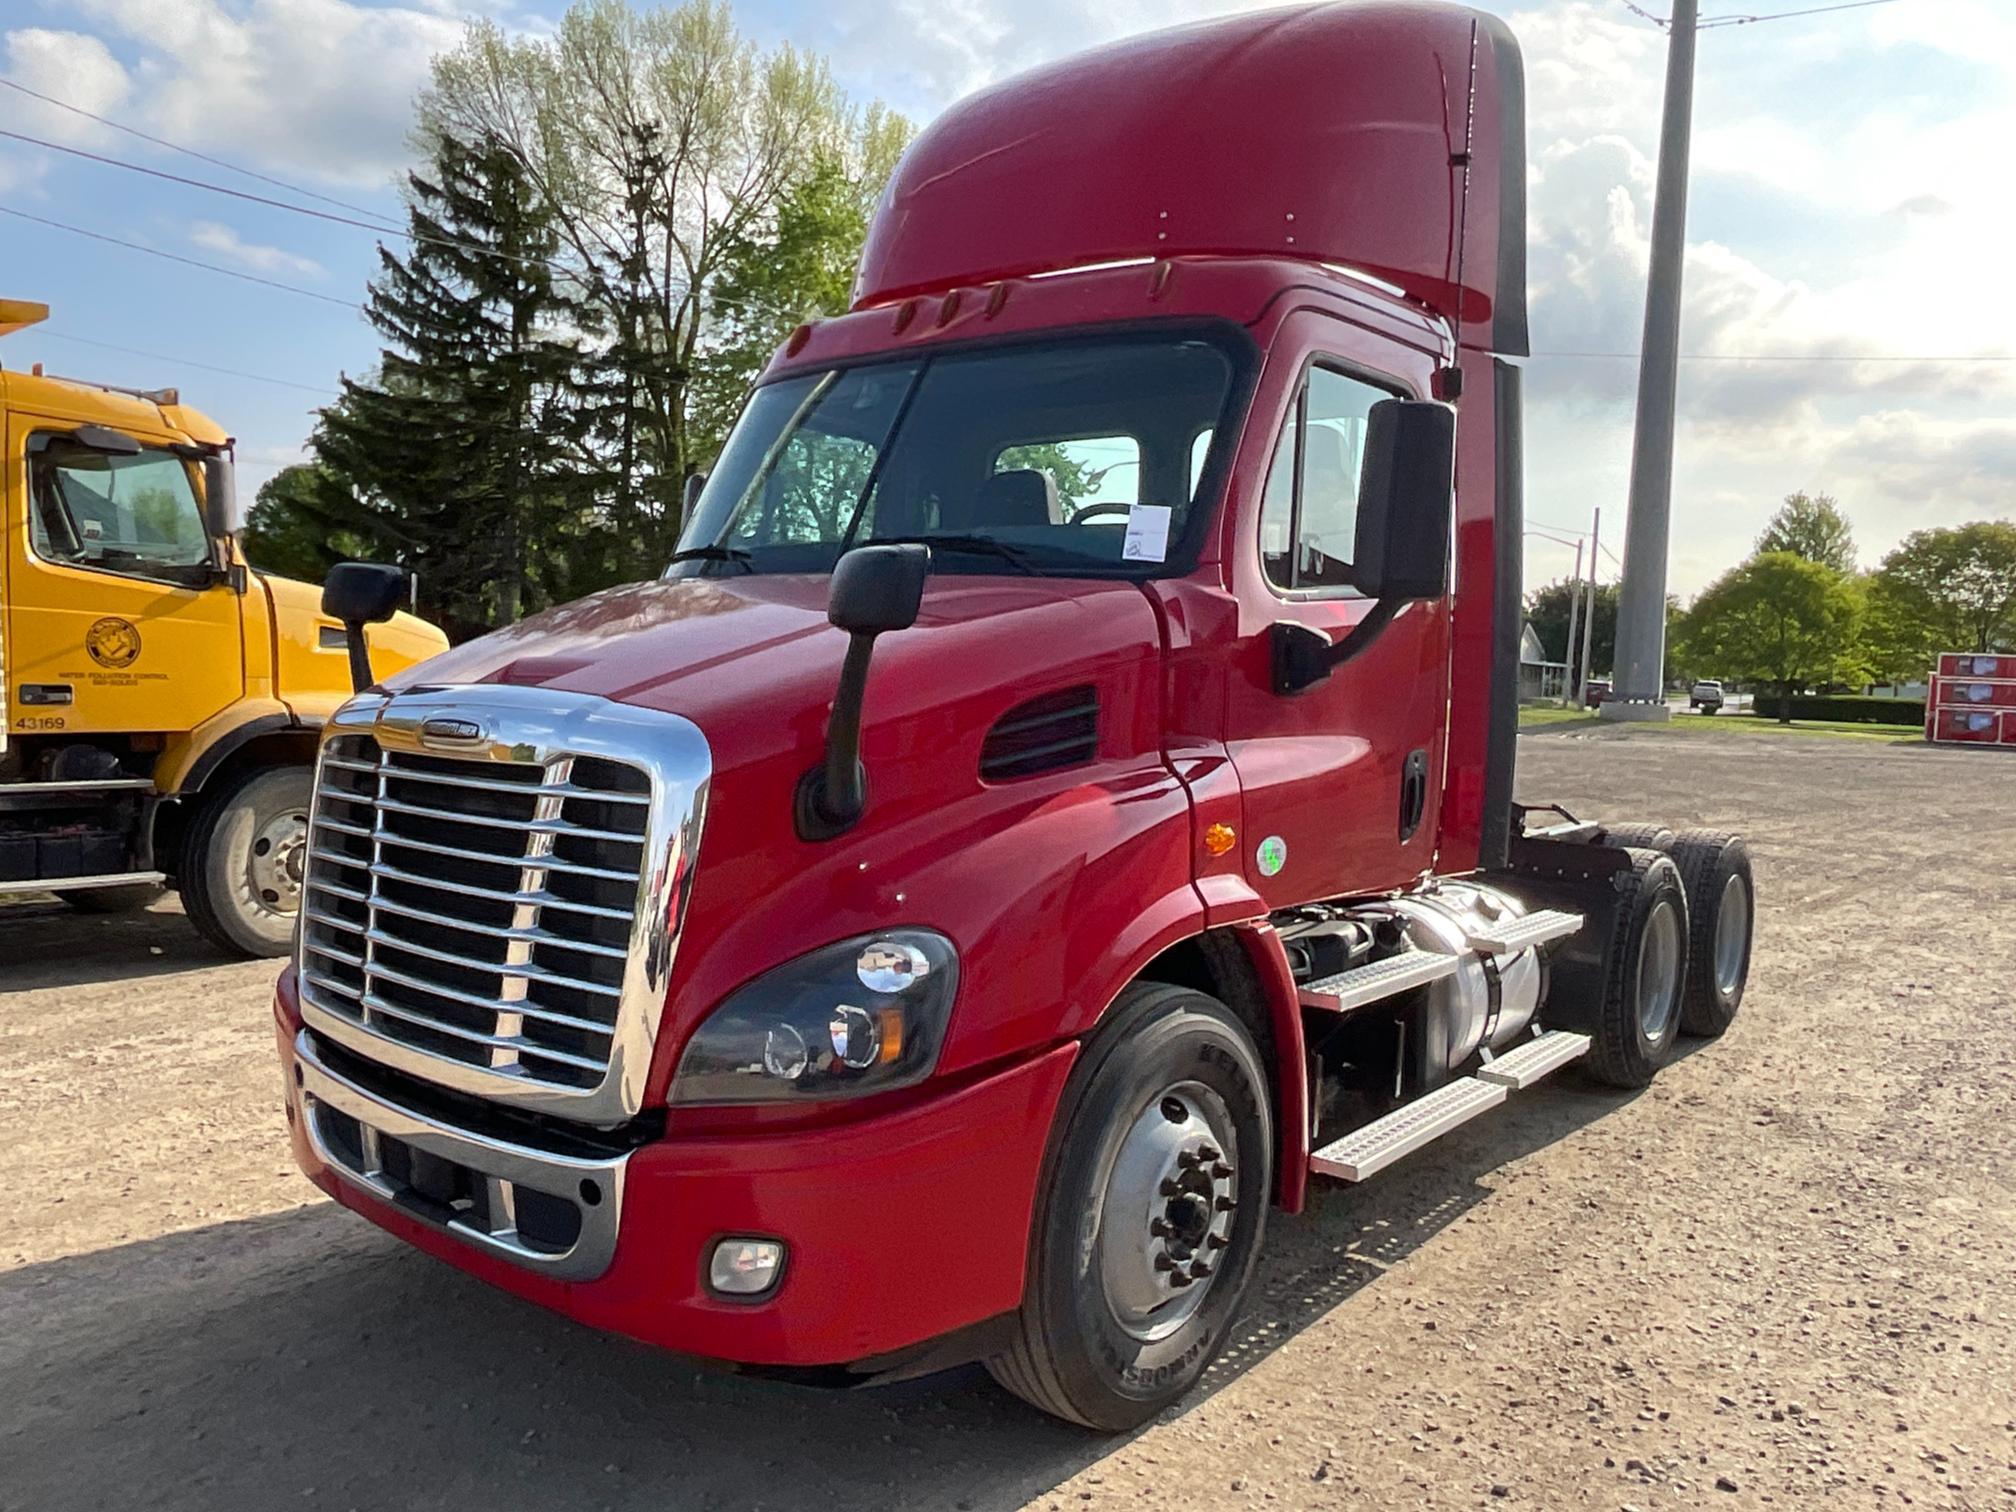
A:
1098;1084;1237;1342
1637;898;1682;1041
250;808;309;916
1713;873;1750;997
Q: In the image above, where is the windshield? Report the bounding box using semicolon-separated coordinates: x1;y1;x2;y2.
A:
29;437;215;587
674;334;1240;577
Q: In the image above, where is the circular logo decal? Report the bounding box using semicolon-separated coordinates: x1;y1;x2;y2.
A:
1256;835;1288;877
85;617;143;669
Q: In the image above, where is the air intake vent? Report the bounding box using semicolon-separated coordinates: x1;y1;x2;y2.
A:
980;686;1100;781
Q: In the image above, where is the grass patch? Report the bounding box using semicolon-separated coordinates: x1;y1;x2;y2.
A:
1518;707;1917;742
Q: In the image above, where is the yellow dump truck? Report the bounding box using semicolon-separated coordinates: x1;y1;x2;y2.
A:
1;300;445;955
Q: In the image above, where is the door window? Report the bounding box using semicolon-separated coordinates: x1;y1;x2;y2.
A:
1259;365;1395;594
29;436;215;587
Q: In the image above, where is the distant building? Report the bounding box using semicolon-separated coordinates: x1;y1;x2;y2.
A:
1520;623;1566;702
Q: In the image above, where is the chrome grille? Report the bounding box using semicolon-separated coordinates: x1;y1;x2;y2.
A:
295;686;711;1127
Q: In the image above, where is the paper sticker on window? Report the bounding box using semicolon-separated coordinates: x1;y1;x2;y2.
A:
1121;503;1172;563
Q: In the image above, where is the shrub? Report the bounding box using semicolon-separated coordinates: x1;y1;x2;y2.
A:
1750;693;1924;725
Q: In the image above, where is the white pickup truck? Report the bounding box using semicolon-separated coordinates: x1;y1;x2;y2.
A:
1690;679;1726;713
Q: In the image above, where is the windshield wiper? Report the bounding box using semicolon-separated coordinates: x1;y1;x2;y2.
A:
665;544;754;573
866;534;1038;575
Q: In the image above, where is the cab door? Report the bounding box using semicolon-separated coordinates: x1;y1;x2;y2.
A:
5;414;244;740
1220;314;1452;908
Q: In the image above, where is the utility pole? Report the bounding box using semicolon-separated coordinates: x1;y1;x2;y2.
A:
1561;536;1585;705
1602;0;1698;722
1578;506;1601;705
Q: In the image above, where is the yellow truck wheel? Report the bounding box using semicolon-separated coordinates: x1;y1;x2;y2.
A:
181;766;313;958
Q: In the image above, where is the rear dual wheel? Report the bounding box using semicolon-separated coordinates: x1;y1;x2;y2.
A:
988;983;1272;1431
1586;847;1690;1088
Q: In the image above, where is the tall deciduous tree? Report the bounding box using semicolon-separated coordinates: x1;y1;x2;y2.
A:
1678;552;1865;721
1756;491;1857;574
1867;522;2016;659
423;0;907;574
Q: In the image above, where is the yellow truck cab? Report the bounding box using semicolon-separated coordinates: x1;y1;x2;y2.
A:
0;300;445;955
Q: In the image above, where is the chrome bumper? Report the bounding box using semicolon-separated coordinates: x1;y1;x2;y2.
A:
292;1030;629;1282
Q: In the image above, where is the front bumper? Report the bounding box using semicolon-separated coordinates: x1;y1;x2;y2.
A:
276;987;1078;1370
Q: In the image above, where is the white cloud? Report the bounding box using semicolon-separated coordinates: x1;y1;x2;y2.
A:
66;0;465;189
0;28;132;191
188;219;326;277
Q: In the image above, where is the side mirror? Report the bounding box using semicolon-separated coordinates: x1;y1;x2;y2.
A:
322;561;409;692
1351;398;1455;600
828;542;930;635
681;471;708;521
201;453;244;538
798;544;932;839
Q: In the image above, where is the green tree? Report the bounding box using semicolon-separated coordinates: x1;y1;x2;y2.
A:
242;463;378;581
423;0;908;572
1678;552;1866;722
305;132;603;638
1756;491;1856;574
1867;521;2016;658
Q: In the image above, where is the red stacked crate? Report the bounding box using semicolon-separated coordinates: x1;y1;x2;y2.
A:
1927;653;2016;745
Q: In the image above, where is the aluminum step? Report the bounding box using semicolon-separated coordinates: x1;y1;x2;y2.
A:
0;870;165;897
1477;1029;1592;1089
1467;907;1583;955
1302;949;1461;1013
1309;1076;1506;1182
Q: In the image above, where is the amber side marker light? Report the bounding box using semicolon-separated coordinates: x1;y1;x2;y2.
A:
1204;822;1237;857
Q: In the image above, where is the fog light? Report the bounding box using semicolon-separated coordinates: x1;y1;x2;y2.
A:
708;1237;786;1297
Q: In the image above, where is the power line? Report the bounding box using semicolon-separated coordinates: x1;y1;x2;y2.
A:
0;204;362;309
0;75;398;227
1699;0;1904;26
33;329;337;396
0;127;578;279
1531;349;2010;363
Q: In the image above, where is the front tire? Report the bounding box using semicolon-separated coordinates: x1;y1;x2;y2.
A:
987;983;1273;1431
181;766;312;958
1585;848;1690;1089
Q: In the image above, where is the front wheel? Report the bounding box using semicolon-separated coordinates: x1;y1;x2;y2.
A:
987;983;1273;1431
180;766;313;958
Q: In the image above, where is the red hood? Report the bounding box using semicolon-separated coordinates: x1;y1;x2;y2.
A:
392;573;1152;748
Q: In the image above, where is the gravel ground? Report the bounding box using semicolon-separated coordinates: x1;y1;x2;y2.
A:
2;727;2011;1512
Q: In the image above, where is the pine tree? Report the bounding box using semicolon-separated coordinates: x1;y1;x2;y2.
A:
309;132;599;637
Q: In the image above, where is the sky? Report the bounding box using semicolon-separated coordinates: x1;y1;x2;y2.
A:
0;0;2010;601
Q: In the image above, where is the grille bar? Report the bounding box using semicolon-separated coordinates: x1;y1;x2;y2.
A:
295;688;709;1124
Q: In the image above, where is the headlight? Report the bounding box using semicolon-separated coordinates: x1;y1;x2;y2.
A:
670;929;959;1105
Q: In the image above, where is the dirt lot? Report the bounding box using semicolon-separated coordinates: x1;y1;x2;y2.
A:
3;728;2012;1511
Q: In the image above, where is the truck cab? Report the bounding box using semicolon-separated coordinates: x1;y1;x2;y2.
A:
1;302;445;953
272;1;1757;1429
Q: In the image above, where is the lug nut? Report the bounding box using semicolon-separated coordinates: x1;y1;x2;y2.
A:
1214;1195;1236;1212
1211;1161;1233;1180
1199;1144;1220;1162
1154;1252;1175;1273
1167;1271;1193;1288
1150;1218;1174;1238
1159;1178;1182;1197
1206;1233;1229;1251
1190;1260;1213;1279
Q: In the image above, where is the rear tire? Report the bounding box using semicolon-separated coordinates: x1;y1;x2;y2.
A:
1599;823;1675;851
64;883;166;914
1669;830;1753;1038
987;982;1272;1431
181;766;312;958
1585;848;1689;1089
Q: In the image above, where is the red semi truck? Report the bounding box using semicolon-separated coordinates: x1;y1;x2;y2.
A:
275;1;1756;1429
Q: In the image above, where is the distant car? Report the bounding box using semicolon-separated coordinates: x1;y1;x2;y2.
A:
1690;679;1725;714
1585;678;1611;708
